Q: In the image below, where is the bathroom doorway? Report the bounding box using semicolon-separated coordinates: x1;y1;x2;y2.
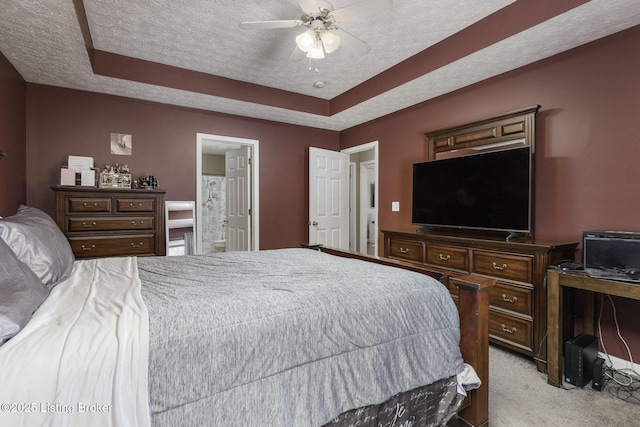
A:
196;133;260;254
343;141;378;256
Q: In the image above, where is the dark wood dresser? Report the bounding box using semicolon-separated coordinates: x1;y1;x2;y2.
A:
53;186;166;258
382;229;577;371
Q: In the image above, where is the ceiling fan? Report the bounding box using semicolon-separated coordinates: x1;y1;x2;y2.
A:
239;0;393;61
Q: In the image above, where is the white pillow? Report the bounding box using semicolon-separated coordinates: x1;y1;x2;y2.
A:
0;205;74;288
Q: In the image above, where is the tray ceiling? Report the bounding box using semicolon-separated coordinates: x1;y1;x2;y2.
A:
1;0;639;131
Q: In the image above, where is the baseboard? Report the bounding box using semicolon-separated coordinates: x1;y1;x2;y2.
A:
599;352;640;375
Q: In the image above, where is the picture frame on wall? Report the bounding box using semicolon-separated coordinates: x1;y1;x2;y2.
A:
110;133;132;155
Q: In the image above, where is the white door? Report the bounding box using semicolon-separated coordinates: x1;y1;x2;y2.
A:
309;147;349;249
226;146;251;251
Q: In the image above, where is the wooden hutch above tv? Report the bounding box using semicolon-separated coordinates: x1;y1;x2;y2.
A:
426;105;539;157
425;105;540;238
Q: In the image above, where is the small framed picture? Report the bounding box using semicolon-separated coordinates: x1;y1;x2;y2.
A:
110;133;132;155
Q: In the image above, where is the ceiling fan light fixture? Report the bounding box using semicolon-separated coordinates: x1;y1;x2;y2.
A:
295;28;316;52
306;38;325;59
320;30;340;53
241;0;377;66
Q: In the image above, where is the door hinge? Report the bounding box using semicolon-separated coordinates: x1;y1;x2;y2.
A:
248;158;252;165
248;208;252;216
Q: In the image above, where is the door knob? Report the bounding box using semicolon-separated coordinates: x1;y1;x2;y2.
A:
309;221;318;226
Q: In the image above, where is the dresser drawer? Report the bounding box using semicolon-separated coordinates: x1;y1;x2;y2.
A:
68;198;112;213
67;217;155;232
472;250;533;283
69;235;155;258
116;198;155;212
489;309;533;352
388;239;424;263
426;244;469;271
490;281;533;316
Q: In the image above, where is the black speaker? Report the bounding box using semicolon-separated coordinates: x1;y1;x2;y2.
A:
564;333;598;387
592;357;605;391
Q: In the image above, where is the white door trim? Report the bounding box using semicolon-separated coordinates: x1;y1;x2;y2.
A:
196;133;260;253
349;162;356;252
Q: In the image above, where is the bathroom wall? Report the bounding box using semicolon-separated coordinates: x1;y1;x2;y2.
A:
202;153;225;176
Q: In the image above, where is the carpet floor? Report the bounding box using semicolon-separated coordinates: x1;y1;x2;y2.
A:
488;345;640;426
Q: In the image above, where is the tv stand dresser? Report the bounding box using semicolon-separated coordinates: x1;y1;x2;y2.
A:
382;229;577;371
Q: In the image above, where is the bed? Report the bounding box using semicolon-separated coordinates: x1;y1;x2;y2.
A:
0;206;492;426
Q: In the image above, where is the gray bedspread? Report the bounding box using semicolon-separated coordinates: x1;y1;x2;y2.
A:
137;248;463;427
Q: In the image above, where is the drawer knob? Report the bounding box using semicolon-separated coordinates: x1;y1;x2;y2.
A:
501;324;517;334
400;247;409;254
81;244;95;251
130;242;144;249
492;262;508;271
82;221;97;228
83;202;98;208
502;294;518;304
439;253;451;261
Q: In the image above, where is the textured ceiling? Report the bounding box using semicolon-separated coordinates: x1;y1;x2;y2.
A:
1;0;640;131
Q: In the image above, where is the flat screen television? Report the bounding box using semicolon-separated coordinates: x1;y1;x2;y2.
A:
412;146;532;235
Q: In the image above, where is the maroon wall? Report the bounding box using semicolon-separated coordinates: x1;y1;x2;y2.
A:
340;26;640;361
0;52;27;216
25;85;339;249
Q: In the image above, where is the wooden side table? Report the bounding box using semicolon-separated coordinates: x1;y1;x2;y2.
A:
546;269;640;387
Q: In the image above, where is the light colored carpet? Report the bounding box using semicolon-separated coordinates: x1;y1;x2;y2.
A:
489;345;639;426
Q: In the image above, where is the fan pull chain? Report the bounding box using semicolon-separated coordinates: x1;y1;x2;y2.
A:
308;58;320;73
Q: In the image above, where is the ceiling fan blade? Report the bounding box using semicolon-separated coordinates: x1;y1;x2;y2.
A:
298;0;320;14
239;20;303;30
332;27;370;55
331;0;392;23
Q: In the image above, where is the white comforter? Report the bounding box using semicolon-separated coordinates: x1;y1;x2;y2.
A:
0;257;150;427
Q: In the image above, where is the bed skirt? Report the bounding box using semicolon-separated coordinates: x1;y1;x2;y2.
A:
323;375;463;427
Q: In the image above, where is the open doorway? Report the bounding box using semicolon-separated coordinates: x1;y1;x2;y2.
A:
343;141;378;256
360;160;376;255
196;133;260;254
